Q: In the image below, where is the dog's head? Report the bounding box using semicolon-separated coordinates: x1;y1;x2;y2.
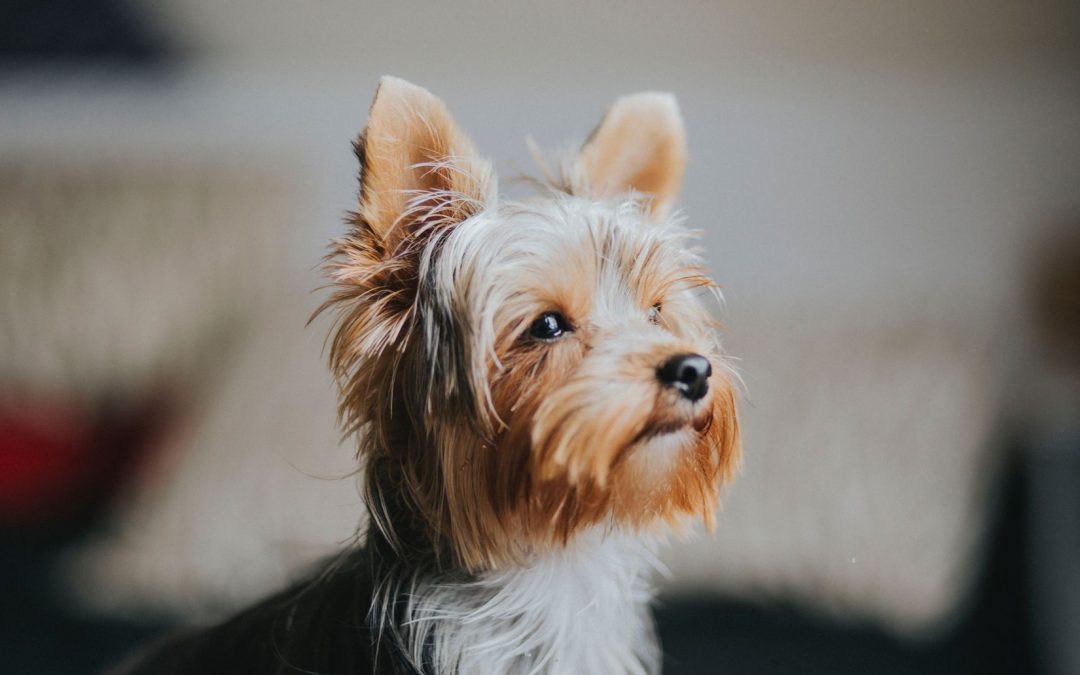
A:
322;77;740;570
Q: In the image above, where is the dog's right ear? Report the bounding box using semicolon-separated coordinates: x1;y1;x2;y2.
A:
354;76;494;253
321;78;494;414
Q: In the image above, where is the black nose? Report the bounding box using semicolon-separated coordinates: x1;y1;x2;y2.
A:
657;353;712;401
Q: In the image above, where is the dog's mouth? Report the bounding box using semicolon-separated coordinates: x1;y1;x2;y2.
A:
620;424;702;478
630;407;713;446
530;382;720;487
612;408;713;477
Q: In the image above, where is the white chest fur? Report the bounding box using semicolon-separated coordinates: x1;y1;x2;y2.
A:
398;533;662;675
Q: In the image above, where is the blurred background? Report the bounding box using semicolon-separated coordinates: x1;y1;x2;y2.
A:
2;1;1079;673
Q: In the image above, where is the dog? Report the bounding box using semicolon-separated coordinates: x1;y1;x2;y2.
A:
118;76;740;675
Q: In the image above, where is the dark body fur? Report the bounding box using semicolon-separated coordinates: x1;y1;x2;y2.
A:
114;535;415;675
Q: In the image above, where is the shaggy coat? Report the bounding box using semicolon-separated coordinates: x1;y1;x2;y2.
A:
119;76;739;675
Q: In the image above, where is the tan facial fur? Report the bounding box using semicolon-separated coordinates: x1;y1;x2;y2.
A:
319;77;740;572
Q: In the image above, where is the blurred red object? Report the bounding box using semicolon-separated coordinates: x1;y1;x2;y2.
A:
0;395;172;528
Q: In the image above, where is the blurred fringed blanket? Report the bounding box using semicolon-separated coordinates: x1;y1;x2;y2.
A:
0;161;359;614
2;162;285;400
0;161;1008;636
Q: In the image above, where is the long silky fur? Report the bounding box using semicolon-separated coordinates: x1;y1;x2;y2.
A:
118;79;740;675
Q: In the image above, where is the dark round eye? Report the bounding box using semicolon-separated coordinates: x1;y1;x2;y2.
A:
648;303;662;325
529;312;572;340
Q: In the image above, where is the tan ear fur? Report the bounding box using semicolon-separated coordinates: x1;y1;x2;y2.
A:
578;92;686;217
319;78;492;437
356;76;493;247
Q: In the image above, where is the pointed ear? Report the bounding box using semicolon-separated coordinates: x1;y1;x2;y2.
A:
321;79;493;433
576;92;686;218
356;76;494;249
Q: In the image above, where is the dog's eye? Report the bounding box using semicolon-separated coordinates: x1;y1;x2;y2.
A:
648;303;662;325
529;312;572;340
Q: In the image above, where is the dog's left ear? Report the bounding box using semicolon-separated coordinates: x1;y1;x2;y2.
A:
355;76;495;253
576;92;686;218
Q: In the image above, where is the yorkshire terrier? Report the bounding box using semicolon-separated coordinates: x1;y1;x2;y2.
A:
119;77;740;675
